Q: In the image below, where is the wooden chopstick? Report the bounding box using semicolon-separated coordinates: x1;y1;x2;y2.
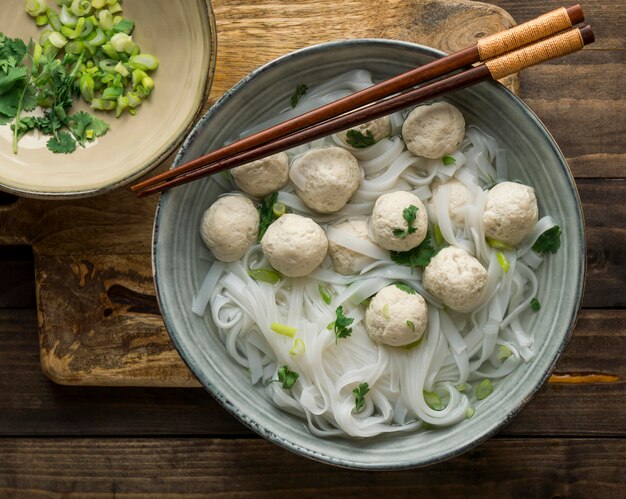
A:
135;24;594;198
132;5;584;196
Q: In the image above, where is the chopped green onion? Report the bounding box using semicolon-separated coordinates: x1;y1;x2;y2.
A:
272;202;286;218
79;73;95;101
442;155;456;166
466;406;476;418
496;251;510;273
476;379;494;400
114;61;129;77
318;284;332;305
110;32;135;53
270;322;297;338
456;382;471;392
113;18;135;35
35;14;49;26
247;268;282;285
487;237;514;251
48;31;68;49
129;53;159;71
433;223;445;248
423;391;443;410
289;338;305;356
497;345;512;361
25;0;48;17
406;320;415;331
382;303;390;319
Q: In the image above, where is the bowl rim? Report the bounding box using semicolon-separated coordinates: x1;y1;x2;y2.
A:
153;38;586;470
0;0;218;200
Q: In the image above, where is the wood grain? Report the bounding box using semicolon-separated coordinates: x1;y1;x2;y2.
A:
0;438;623;496
0;308;622;437
0;0;622;388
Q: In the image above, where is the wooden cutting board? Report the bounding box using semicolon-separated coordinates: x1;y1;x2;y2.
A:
0;0;518;387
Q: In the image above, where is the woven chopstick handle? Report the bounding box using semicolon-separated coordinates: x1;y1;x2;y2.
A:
485;27;584;81
477;7;574;61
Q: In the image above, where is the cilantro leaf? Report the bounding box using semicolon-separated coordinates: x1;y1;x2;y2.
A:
290;84;308;108
89;116;110;137
257;191;278;242
330;305;354;343
345;129;376;148
47;131;77;154
353;382;369;413
0;34;28;66
394;282;416;294
276;365;299;390
390;232;436;270
392;204;418;239
530;297;541;312
532;226;561;254
0;66;27;95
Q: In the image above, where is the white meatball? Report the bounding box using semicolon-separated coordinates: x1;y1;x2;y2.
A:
291;147;360;213
369;191;428;251
422;247;487;312
335;116;391;146
402;102;465;159
365;285;428;347
230;152;289;198
327;218;375;275
433;178;469;226
200;194;259;263
260;214;328;277
483;181;539;246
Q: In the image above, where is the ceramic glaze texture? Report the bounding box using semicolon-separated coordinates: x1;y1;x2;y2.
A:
153;40;585;469
0;0;215;198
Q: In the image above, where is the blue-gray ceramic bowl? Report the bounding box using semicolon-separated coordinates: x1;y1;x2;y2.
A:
153;40;585;469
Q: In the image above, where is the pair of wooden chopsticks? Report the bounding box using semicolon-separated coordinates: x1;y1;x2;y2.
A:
132;5;593;198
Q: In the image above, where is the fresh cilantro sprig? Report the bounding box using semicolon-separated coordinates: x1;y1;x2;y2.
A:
270;365;299;390
394;282;416;294
345;129;376;148
390;232;436;270
532;226;562;254
353;382;369;413
327;305;354;343
257;191;279;242
530;297;541;312
392;205;418;239
0;33;110;154
290;84;308;108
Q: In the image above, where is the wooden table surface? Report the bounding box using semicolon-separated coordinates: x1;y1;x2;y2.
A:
1;0;624;496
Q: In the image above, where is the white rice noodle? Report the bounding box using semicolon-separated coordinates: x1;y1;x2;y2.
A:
326;226;390;260
191;73;550;438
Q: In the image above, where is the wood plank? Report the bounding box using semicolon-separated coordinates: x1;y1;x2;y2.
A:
519;50;626;179
0;246;34;308
490;0;625;50
0;308;623;437
0;438;623;496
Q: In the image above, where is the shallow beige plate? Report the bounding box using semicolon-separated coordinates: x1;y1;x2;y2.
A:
0;0;216;198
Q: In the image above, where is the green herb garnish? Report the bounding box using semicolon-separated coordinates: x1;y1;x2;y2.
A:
496;251;510;273
257;191;278;241
486;237;514;251
290;84;308;108
353;382;369;413
442;155;456;166
532;226;562;254
476;379;494;400
392;204;419;239
273;365;299;390
406;320;415;331
466;406;476;418
394;282;416;294
248;268;282;285
530;297;541;312
345;129;376;148
318;284;332;305
329;305;354;343
424;390;443;410
497;345;513;361
433;223;445;248
390;232;436;270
